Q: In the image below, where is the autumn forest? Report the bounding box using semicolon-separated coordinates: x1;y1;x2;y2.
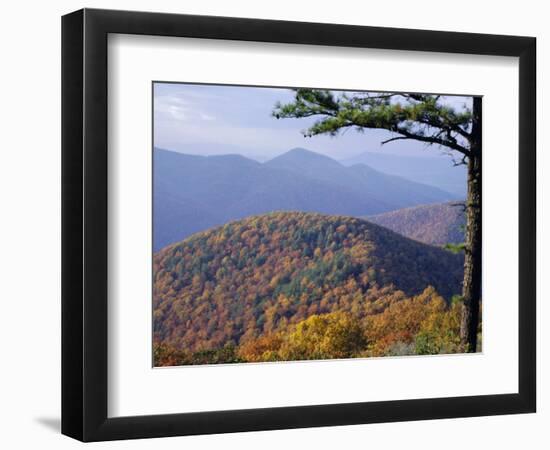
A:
153;83;481;366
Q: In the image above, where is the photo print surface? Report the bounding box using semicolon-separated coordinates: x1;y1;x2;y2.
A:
152;82;481;367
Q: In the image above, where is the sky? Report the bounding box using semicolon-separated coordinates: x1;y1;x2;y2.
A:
153;82;473;162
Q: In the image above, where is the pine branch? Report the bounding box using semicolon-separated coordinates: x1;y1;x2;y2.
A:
273;89;473;155
392;125;470;155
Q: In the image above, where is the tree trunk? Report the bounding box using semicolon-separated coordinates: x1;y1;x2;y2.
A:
460;97;482;352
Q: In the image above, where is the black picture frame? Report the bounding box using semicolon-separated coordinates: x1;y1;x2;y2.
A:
62;8;536;442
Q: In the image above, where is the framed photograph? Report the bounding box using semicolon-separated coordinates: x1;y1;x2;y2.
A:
62;8;536;441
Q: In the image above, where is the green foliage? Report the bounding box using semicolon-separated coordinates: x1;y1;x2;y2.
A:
415;332;443;355
273;90;472;154
444;242;466;254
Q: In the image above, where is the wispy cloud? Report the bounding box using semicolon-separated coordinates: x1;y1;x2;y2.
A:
153;82;473;160
154;94;217;122
155;95;189;121
199;113;216;121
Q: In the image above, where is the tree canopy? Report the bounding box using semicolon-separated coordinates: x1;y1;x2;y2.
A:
273;90;475;163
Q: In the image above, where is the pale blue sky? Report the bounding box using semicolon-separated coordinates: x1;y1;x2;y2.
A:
154;82;473;162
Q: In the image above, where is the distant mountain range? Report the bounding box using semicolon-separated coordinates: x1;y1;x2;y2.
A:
154;148;458;251
368;202;466;246
341;151;467;197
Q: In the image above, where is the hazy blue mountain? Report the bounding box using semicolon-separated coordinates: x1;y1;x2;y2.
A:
158;142;276;162
367;202;466;246
340;151;467;197
266;148;456;209
154;148;457;251
154;189;223;252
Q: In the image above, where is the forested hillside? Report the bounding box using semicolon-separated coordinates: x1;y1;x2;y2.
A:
368;202;466;246
153;212;465;364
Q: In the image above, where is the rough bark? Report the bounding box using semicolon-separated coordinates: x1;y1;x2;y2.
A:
460;97;482;352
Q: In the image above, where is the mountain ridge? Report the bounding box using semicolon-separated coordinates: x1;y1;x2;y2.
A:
153;211;464;352
368;202;466;246
154;147;458;251
341;151;467;197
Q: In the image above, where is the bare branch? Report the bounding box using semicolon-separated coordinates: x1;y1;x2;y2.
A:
451;154;468;166
393;125;470;155
449;201;467;213
380;136;412;145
